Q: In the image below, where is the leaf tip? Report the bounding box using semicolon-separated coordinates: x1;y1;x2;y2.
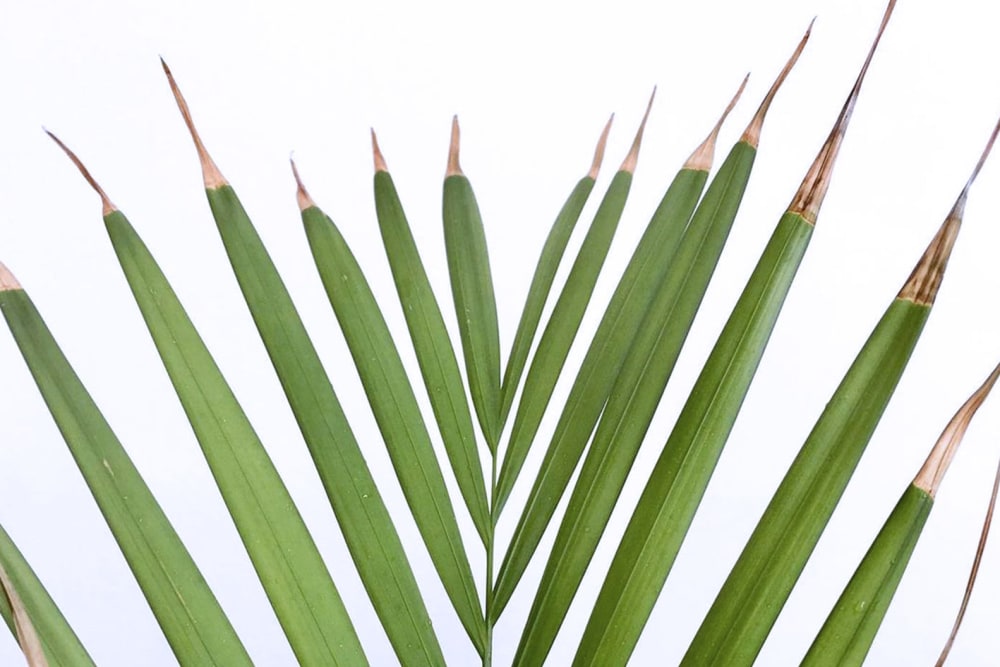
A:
289;156;315;211
0;262;22;292
685;73;748;171
787;1;895;223
619;86;656;174
447;115;463;177
371;128;389;173
741;18;813;147
588;113;614;180
161;58;228;189
913;362;1000;498
45;129;117;216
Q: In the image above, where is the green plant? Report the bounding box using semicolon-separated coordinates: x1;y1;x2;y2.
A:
2;0;1000;665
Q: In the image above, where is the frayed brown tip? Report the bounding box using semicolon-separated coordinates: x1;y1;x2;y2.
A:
0;263;22;292
913;362;1000;498
289;158;315;211
685;73;749;171
371;129;389;173
619;87;656;174
741;18;813;147
45;130;117;216
787;1;896;223
160;58;227;189
897;212;961;306
446;115;463;177
588;114;614;180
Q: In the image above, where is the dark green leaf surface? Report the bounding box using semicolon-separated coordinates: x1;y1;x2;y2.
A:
302;202;484;655
0;277;251;667
374;168;490;545
104;209;369;667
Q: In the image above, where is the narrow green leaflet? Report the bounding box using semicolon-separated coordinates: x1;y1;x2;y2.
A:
104;204;368;666
0;522;94;667
0;260;250;667
299;177;484;654
372;136;490;545
0;559;47;667
803;363;1000;667
495;94;654;512
444;118;503;449
162;63;441;665
492;79;745;621
497;119;611;428
683;73;992;666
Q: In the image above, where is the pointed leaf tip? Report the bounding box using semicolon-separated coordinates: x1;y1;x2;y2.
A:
447;115;463;176
742;18;813;147
952;110;1000;217
788;1;895;223
588;114;614;179
371;129;389;173
685;73;749;171
0;262;21;291
45;130;117;215
160;58;227;189
289;158;315;211
619;87;656;173
914;362;1000;498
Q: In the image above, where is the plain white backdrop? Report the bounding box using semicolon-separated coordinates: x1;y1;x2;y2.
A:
2;0;1000;664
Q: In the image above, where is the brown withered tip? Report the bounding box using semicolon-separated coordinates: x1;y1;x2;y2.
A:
289;157;316;211
787;1;896;223
898;110;1000;305
446;115;463;177
371;129;389;173
913;362;1000;498
685;74;749;172
160;58;227;190
588;114;614;180
45;130;117;216
619;87;656;174
0;262;22;292
741;18;813;148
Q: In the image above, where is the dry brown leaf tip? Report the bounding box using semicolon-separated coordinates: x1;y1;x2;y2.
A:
371;129;389;173
685;73;749;171
446;115;463;177
160;58;228;189
741;18;813;148
588;114;614;180
45;130;117;216
0;262;22;292
914;362;1000;498
619;87;656;174
788;0;896;224
290;158;316;211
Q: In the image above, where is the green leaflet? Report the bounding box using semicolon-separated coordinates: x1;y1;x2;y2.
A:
444;172;502;450
492;165;708;618
374;169;490;545
0;277;250;667
682;298;931;666
0;523;95;667
301;201;484;655
802;485;931;667
496;169;634;512
498;175;597;429
511;141;756;665
104;209;369;667
202;183;448;664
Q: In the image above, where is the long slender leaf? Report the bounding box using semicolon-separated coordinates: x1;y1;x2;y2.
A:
372;133;490;545
161;62;441;665
0;559;48;667
803;362;1000;666
496;92;655;513
493;76;747;620
297;170;484;654
0;523;94;667
444;118;503;449
0;258;250;667
497;118;612;428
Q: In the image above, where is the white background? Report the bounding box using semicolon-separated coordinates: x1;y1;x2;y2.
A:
2;0;1000;664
